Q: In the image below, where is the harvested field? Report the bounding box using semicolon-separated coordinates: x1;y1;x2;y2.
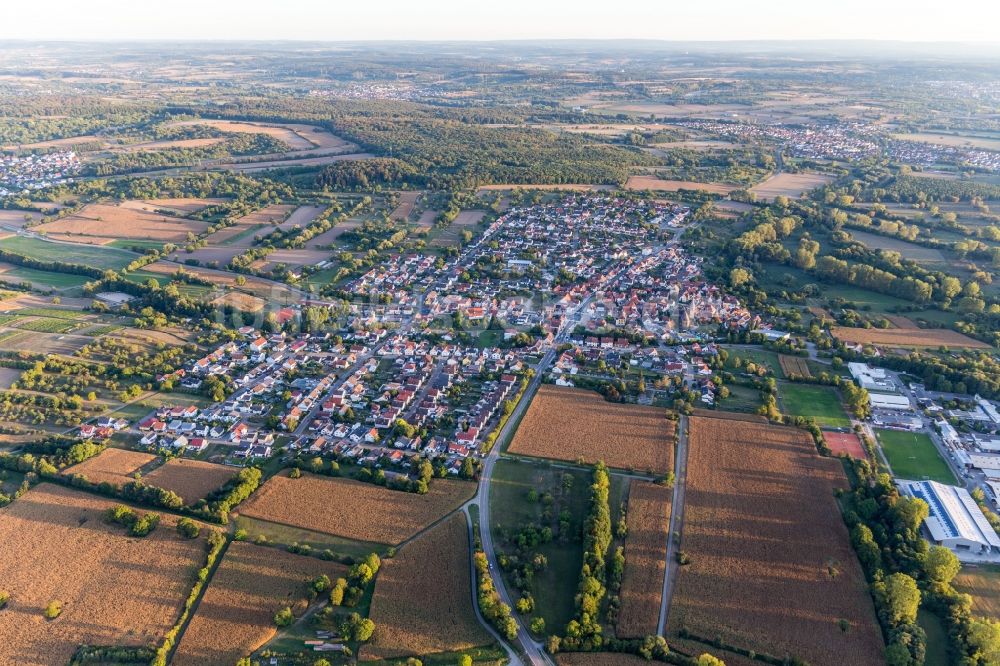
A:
0;209;42;228
886;315;917;328
778;355;812;379
277;204;326;231
142;458;235;505
3;134;104;151
237;471;476;545
749;172;835;201
117;137;225;152
454;210;486;226
172;542;349;666
209;291;266;312
264;248;331;268
830;325;990;349
217;152;374;172
847;230;947;263
508;386;674;474
0;484;208;666
415;210;438;230
618;482;672;638
168;119;315;150
307;219;361;248
954;565;1000;620
202;204;295;245
893;132;1000;152
667;415;884;666
0;330;90;355
825;432;867;459
625;175;736;194
62;448;156;486
34;203;208;242
555;654;653;666
123;197;225;215
389;191;420;221
476;184;606;192
144;261;294;301
363;513;491;660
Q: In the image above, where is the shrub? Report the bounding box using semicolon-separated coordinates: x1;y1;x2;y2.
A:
44;600;62;620
0;591;9;609
176;517;201;539
274;606;294;627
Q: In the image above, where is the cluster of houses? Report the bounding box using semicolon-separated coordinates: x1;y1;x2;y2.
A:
0;150;80;195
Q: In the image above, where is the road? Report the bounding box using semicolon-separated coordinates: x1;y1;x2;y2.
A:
657;413;689;637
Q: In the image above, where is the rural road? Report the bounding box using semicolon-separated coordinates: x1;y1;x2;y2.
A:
657;413;689;637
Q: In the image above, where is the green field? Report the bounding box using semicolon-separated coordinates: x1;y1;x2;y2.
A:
12;317;80;333
877;429;957;484
723;346;784;378
716;383;764;413
489;458;591;635
918;610;949;666
0;265;91;289
0;236;136;270
15;307;81;320
107;239;165;251
780;383;851;428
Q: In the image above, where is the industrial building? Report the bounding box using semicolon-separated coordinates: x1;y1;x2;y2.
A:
848;362;895;392
869;392;912;411
901;480;1000;555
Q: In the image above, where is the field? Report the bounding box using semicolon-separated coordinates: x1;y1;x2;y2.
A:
237;471;476;545
555;655;653;666
166;119;353;153
847;230;947;263
667;415;884;666
142;458;235;504
893;132;1000;152
172;541;349;666
0;484;208;665
953;565;1000;619
624;175;736;194
389;191;420;221
209;291;266;312
363;513;492;660
131;197;225;215
62;448;157;486
748;172;835;200
0;236;136;270
489;459;592;633
830;325;989;349
201;204;295;245
824;432;867;459
778;354;812;379
617;482;672;638
34;203;207;242
508;385;674;474
277;204;326;231
779;383;851;428
877;429;957;484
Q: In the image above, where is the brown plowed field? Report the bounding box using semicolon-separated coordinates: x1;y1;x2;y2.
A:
237;471;476;545
831;325;989;349
362;512;491;660
509;386;674;474
0;484;208;666
142;458;235;504
62;448;157;487
34;203;208;241
172;542;348;666
618;482;672;638
666;415;884;665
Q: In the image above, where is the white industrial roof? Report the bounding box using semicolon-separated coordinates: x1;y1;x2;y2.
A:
902;480;1000;550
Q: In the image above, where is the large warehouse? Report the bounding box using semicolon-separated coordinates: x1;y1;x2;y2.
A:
901;480;1000;555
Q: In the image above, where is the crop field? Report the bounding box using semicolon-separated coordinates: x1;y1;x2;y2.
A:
277;204;326;231
667;415;884;666
892;132;1000;152
830;325;990;349
142;458;235;505
778;354;812;379
824;432;867;458
166;119;353;152
749;172;835;200
201;204;295;245
209;291;266;312
62;448;157;486
172;542;349;666
389;191;420;221
624;175;736;194
877;429;957;484
779;383;850;428
237;471;476;545
121;197;225;216
0;329;91;355
555;654;654;666
0;210;41;228
508;385;674;474
618;482;672;638
34;203;208;242
363;512;491;660
954;565;1000;619
0;484;208;665
10;316;81;333
0;236;136;270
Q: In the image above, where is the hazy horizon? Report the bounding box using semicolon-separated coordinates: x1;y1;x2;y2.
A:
4;0;999;43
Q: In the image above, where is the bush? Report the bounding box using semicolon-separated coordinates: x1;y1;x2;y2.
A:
0;591;9;609
44;600;62;620
274;606;294;627
176;517;201;539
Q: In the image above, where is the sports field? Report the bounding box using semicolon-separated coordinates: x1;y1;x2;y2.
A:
877;429;957;484
780;383;851;428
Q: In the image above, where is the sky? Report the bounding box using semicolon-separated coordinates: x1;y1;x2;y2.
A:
2;0;999;42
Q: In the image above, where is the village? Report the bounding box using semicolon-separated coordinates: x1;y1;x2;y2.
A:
0;150;80;195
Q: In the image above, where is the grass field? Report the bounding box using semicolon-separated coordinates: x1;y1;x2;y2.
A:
780;383;851;428
724;347;784;378
919;609;949;666
0;236;136;270
0;263;92;289
489;458;591;634
877;429;957;484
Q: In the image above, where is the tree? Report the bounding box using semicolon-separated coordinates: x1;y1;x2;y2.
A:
274;606;294;627
176;517;201;539
354;618;376;642
44;600;62;620
968;618;1000;664
696;655;726;666
881;573;920;625
923;546;960;585
457;656;473;666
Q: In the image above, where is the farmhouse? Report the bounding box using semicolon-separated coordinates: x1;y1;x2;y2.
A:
901;480;1000;556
